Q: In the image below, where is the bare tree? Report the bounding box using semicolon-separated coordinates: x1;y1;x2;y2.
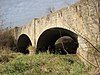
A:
0;7;5;30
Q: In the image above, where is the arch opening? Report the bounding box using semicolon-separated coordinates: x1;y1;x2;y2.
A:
55;36;78;54
17;34;32;54
37;28;79;54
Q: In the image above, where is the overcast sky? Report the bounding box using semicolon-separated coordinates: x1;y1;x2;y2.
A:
0;0;79;27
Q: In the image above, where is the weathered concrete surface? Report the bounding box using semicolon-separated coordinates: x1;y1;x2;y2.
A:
12;0;100;65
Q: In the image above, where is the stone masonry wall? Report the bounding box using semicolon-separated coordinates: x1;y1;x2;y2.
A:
34;0;99;47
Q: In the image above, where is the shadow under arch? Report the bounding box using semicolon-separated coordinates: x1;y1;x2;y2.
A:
36;27;79;54
17;34;32;54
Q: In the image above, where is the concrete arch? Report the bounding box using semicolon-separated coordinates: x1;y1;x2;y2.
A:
36;27;79;54
17;34;32;54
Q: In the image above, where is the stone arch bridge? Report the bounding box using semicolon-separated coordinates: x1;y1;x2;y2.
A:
11;0;99;62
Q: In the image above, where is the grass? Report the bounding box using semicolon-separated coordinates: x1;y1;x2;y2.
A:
0;49;97;75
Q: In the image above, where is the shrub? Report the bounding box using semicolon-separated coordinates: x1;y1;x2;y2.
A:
0;29;16;50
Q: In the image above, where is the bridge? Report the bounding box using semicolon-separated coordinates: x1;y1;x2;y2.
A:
12;0;99;63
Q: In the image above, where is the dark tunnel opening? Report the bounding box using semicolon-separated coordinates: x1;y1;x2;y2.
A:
17;34;32;54
37;28;79;54
55;36;78;54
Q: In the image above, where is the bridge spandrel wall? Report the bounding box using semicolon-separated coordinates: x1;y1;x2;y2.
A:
35;0;99;47
67;0;99;46
62;0;99;46
15;21;36;47
78;0;99;46
13;27;22;40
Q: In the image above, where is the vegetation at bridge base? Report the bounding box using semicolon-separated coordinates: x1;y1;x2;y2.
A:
0;49;97;75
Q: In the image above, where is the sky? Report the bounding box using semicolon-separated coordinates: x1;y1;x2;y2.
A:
0;0;79;27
